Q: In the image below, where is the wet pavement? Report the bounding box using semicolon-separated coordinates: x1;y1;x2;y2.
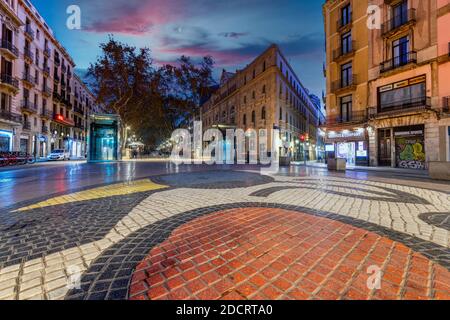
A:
0;161;449;300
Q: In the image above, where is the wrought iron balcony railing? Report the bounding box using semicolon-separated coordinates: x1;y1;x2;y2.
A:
325;110;367;126
22;120;32;130
24;47;34;61
333;41;356;60
21;100;38;113
0;110;22;123
444;96;450;113
380;51;417;73
369;96;431;116
331;74;358;92
22;72;36;85
382;9;416;35
0;73;19;89
0;39;19;57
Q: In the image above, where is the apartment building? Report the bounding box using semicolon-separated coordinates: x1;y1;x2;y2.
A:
323;0;450;173
201;44;321;162
322;0;371;166
0;0;97;158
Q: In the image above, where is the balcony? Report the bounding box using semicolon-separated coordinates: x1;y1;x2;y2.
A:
41;125;49;134
369;96;431;118
380;51;417;73
0;39;19;59
333;41;356;61
41;109;53;119
54;73;60;84
22;72;36;87
53;113;75;127
25;25;35;40
24;47;34;62
22;120;31;131
61;64;67;73
42;85;52;97
74;105;84;115
382;9;416;37
444;97;450;113
54;57;61;67
43;65;50;76
21;100;38;113
325;110;367;126
331;74;358;92
67;70;72;79
0;110;22;124
53;92;62;101
0;74;20;92
44;47;51;57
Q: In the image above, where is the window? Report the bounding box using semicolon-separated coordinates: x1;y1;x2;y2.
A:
251;111;256;123
340;95;352;122
341;62;353;87
393;0;408;29
392;36;409;67
261;107;266;120
378;81;426;111
243;114;247;125
243;96;246;104
263;61;266;71
279;108;283;120
253;69;256;79
341;31;352;55
252;91;255;99
341;4;352;26
262;85;266;94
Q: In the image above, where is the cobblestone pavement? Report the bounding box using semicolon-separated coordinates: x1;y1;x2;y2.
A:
0;169;449;300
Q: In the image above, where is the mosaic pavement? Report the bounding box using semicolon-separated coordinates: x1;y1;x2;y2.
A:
0;170;449;300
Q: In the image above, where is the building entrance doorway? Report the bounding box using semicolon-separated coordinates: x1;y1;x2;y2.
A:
378;129;392;166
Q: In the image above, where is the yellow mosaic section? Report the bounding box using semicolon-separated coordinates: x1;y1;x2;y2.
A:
14;179;168;212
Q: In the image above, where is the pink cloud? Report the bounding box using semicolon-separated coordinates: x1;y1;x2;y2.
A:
83;0;187;35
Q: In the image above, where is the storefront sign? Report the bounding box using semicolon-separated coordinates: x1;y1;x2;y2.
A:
328;130;364;139
394;130;423;137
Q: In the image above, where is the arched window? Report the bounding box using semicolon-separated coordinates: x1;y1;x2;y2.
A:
252;111;256;123
261;107;266;120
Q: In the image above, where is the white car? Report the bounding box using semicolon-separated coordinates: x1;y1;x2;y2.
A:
48;149;70;161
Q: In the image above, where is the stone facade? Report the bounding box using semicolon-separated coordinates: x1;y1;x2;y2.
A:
323;0;450;170
201;44;321;161
322;0;371;166
0;0;97;159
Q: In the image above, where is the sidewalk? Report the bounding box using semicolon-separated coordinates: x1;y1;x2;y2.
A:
291;161;429;176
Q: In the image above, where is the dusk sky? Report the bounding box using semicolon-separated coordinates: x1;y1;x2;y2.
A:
33;0;325;99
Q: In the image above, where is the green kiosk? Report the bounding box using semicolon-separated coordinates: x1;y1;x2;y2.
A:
87;114;121;162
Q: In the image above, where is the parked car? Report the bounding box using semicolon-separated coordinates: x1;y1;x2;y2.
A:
48;149;70;161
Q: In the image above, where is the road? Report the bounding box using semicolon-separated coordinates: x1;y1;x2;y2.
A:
0;160;449;300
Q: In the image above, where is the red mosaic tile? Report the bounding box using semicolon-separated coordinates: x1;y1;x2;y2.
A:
128;207;450;301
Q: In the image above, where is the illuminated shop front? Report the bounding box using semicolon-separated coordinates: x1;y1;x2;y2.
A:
0;130;13;152
325;128;369;166
88;114;121;162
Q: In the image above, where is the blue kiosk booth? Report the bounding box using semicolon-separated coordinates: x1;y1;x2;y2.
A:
87;114;122;162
